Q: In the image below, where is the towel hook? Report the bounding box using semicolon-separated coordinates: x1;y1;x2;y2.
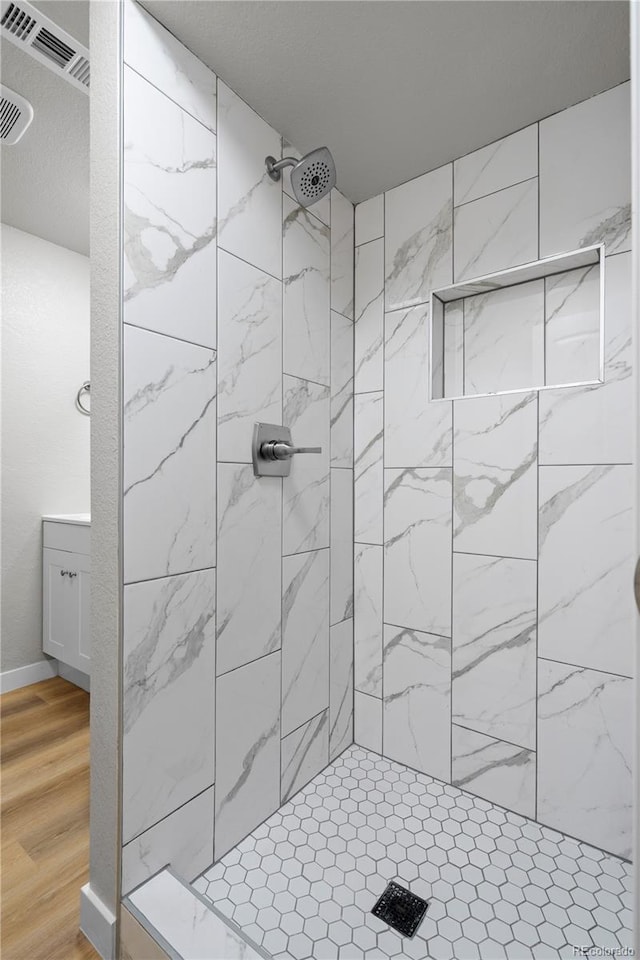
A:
76;381;90;416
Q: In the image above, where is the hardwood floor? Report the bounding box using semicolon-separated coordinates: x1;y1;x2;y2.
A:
1;677;100;960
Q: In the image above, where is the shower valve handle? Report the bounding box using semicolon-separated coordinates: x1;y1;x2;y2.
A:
260;441;321;461
252;423;321;477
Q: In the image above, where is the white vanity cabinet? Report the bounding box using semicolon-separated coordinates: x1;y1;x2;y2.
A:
42;515;91;675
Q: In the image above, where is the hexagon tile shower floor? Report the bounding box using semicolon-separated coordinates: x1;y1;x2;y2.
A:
194;747;632;960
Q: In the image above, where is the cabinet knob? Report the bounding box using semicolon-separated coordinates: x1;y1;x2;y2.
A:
68;571;77;578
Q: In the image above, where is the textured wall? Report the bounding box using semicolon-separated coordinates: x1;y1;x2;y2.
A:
353;82;633;859
88;0;123;923
120;0;354;894
1;225;90;674
631;2;640;940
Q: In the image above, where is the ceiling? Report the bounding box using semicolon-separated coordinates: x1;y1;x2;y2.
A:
0;0;89;255
0;1;630;254
145;0;630;203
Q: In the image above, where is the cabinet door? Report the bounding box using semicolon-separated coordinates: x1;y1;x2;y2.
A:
43;548;91;674
43;548;72;661
74;553;91;672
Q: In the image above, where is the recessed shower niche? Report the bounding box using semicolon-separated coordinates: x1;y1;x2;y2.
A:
430;243;604;400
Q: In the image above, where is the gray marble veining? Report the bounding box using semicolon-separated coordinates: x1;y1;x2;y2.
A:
330;311;354;468
330;468;353;626
453;392;537;559
281;549;330;736
544;264;600;386
354;543;383;697
385;164;453;311
452;726;535;818
354;238;384;393
383;625;451;781
283;376;330;556
538;464;633;678
452;554;537;749
123;569;215;843
539;251;632;466
329;619;354;761
537;659;632;858
354;692;382;754
281;709;329;803
215;652;281;860
355;194;384;245
354;392;383;543
123;325;216;583
331;189;355;320
123;66;217;349
124;0;217;132
454;124;537;207
217;250;282;463
540;82;631;257
384;467;452;637
454;178;538;283
385;303;452;468
283;194;331;385
217;80;282;279
217;465;281;676
122;786;215;896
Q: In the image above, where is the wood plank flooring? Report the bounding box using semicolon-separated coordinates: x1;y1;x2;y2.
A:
1;677;100;960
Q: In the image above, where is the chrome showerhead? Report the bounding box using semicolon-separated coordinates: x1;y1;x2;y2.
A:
265;146;336;207
288;147;336;206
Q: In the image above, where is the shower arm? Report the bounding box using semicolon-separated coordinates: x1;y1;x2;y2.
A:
265;155;297;181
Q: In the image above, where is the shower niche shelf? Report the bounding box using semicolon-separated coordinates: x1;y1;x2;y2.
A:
429;243;605;402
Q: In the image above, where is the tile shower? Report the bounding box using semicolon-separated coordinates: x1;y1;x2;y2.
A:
121;0;354;892
118;3;634;956
352;80;633;864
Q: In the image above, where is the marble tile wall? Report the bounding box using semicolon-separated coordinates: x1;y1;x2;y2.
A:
120;5;631;878
121;0;354;893
354;80;633;858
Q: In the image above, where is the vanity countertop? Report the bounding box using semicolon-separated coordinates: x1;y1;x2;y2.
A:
42;514;91;526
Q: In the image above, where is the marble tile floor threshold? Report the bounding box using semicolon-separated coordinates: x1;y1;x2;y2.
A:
125;868;268;960
194;746;632;960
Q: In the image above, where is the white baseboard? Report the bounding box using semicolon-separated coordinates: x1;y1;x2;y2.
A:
0;659;58;693
80;883;117;960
